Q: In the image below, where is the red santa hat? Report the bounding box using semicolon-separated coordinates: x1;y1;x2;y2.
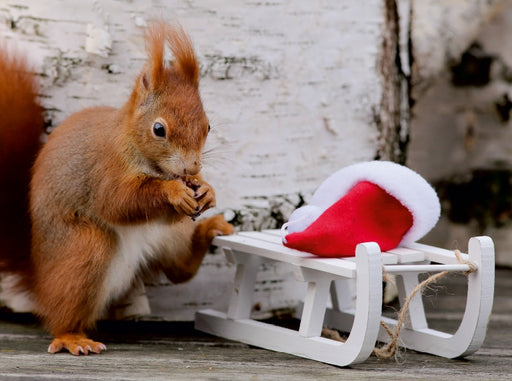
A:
282;161;440;257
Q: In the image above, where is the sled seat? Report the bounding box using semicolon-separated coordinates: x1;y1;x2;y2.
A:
195;230;495;366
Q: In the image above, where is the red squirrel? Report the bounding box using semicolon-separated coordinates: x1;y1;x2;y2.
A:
0;22;233;355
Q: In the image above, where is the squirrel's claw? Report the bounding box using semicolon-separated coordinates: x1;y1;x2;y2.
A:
194;183;216;215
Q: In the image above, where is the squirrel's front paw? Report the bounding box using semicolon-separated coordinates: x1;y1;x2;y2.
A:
166;180;198;216
194;182;216;215
182;176;216;218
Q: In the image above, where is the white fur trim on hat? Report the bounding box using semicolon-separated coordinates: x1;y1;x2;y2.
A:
287;161;440;245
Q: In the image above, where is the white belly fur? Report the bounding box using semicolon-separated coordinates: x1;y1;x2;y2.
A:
100;219;191;309
0;273;37;313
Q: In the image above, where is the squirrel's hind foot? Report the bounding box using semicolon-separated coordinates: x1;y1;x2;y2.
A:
48;333;107;356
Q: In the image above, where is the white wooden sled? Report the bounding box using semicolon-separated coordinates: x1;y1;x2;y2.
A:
195;230;495;366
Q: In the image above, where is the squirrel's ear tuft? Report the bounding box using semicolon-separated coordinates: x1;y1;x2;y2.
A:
141;21;167;92
166;24;199;88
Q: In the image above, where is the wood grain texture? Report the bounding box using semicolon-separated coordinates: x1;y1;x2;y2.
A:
0;268;511;379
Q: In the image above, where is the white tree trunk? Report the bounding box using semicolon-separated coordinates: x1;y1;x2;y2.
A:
0;0;408;319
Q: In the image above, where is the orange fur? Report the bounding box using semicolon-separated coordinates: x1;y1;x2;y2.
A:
0;42;43;288
2;23;233;356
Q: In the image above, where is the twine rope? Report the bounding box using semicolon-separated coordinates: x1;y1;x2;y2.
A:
373;249;476;360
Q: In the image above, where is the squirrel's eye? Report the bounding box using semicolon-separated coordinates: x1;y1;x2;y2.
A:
208;124;211;132
153;122;166;138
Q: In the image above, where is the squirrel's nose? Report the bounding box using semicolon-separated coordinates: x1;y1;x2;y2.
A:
182;160;201;176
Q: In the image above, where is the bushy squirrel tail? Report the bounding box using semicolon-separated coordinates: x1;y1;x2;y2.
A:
0;42;44;279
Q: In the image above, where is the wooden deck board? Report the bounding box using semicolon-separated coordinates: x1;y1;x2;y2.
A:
0;268;511;380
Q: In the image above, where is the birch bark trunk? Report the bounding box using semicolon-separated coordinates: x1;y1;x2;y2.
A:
0;0;408;319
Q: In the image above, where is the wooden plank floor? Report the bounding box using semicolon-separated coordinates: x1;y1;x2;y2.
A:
0;268;511;380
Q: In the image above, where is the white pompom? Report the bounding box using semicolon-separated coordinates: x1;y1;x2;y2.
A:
286;205;324;234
